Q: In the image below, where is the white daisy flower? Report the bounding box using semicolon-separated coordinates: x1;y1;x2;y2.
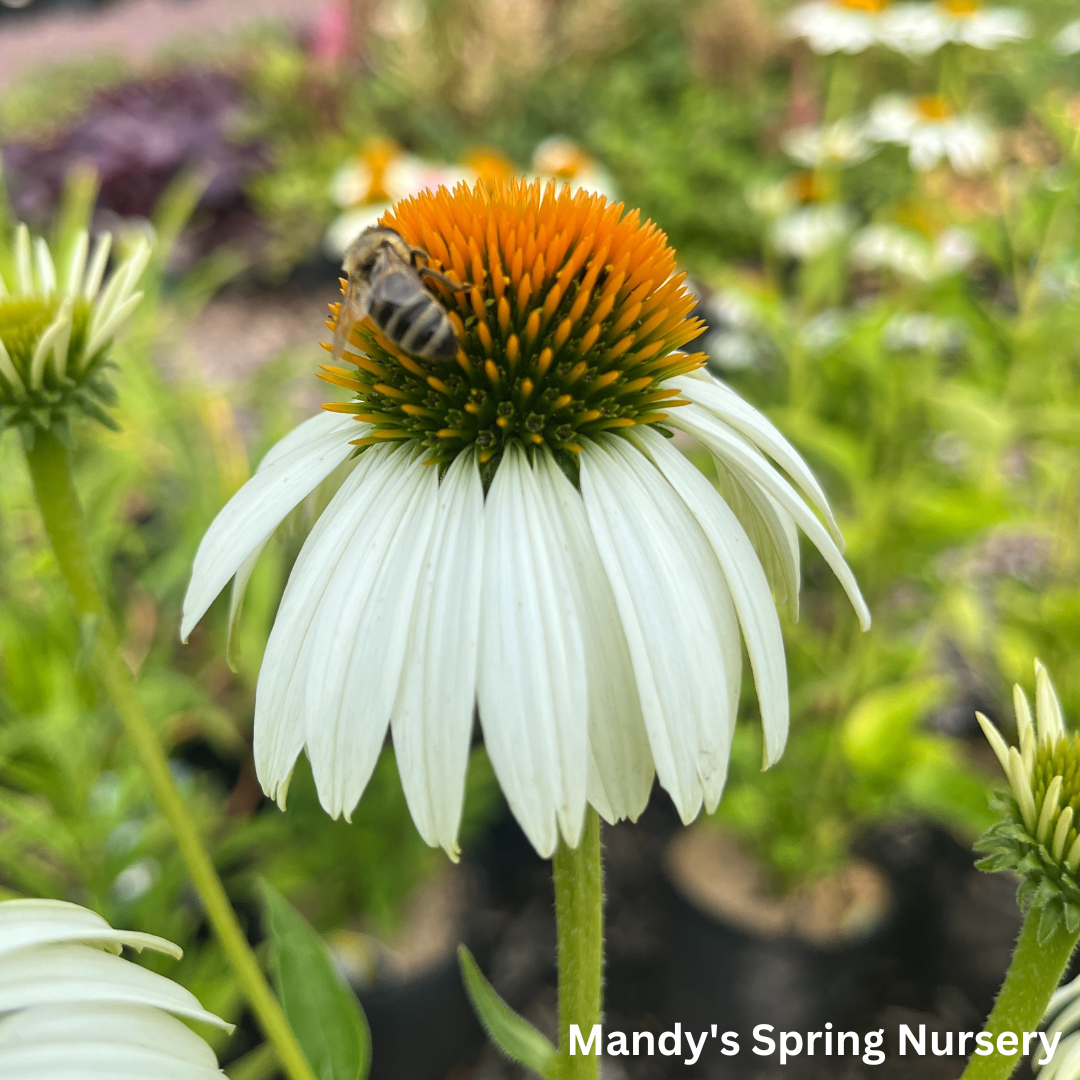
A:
1054;19;1080;55
781;118;878;168
783;0;890;55
0;223;150;440
880;0;1030;56
183;181;869;859
0;898;230;1079
850;223;976;280
868;94;997;173
772;203;857;259
1038;970;1080;1080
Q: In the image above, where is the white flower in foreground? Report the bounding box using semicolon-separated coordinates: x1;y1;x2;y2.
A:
0;223;150;440
1039;970;1080;1080
784;0;890;54
1054;19;1080;55
869;94;997;173
850;223;976;280
772;203;856;259
782;118;878;168
0;898;230;1079
879;0;1030;56
183;180;869;859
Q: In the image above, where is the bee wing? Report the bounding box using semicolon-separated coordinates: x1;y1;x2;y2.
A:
332;277;373;363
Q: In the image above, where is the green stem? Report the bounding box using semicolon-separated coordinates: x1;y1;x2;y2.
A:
959;908;1080;1080
553;807;604;1080
24;430;316;1080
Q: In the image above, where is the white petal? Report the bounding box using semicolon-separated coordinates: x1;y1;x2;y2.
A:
64;231;89;298
712;454;801;619
0;1002;221;1074
83;292;143;360
391;450;484;857
0;899;180;961
181;411;358;641
477;443;589;856
671;403;871;630
633;427;790;767
532;451;654;825
255;449;397;804
15;226;33;295
667;373;844;547
28;303;73;389
579;435;742;822
302;447;442;820
82;234;113;301
33;238;56;295
0;944;230;1030
1036;660;1065;743
225;542;267;673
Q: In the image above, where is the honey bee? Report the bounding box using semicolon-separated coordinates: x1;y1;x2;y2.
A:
333;226;467;363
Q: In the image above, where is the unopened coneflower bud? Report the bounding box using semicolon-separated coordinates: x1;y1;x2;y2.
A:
0;224;151;446
976;661;1080;942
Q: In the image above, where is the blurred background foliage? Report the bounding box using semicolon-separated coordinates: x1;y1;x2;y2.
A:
1;0;1080;1059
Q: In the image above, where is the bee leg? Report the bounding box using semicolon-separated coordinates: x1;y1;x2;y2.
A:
418;266;473;292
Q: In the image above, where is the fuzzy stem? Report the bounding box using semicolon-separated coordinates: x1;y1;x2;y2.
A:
24;429;317;1080
960;907;1080;1080
553;807;604;1080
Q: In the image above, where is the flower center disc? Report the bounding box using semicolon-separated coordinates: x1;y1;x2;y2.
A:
916;95;952;122
322;179;706;470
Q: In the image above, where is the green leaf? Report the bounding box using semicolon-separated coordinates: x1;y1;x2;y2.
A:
458;945;558;1079
261;880;371;1080
1038;898;1065;945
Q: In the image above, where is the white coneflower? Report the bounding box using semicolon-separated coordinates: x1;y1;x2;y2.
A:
326;138;475;257
1054;19;1080;55
880;0;1029;56
1037;973;1080;1080
773;204;856;259
530;136;618;201
183;180;869;859
0;898;230;1079
784;0;891;54
0;223;150;441
868;94;997;173
850;223;976;280
781;118;877;169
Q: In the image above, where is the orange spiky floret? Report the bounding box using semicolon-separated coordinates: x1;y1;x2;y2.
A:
322;178;705;467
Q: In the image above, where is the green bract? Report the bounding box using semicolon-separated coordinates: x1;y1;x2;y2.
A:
0;223;150;446
976;662;1080;944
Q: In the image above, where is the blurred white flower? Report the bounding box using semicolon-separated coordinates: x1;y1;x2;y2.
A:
1054;19;1080;55
530;136;618;200
773;204;856;259
699;290;774;372
869;94;997;173
782;118;877;168
784;0;890;54
880;0;1030;56
0;898;230;1079
883;311;965;352
325;138;476;257
850;223;976;280
800;309;849;353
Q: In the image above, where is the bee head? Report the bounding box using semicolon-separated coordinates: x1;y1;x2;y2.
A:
343;226;417;276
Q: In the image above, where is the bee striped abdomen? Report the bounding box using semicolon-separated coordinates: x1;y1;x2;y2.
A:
370;270;457;360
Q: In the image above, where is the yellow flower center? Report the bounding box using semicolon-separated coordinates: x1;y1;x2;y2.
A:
940;0;979;16
836;0;889;13
792;171;834;204
356;136;402;205
915;95;952;122
322;179;704;468
0;296;91;379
